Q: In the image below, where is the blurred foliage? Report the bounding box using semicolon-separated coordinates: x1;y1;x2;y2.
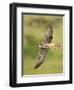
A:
22;14;63;75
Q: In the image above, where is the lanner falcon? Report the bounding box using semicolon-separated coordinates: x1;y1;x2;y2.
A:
34;25;61;69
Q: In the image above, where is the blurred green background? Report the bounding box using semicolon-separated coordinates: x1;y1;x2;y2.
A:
22;14;63;75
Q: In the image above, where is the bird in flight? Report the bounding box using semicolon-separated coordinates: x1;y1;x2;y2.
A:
34;25;61;69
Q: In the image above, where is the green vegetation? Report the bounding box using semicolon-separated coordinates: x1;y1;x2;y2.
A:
22;14;63;75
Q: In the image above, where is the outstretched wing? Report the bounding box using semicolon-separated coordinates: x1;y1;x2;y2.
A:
34;25;53;69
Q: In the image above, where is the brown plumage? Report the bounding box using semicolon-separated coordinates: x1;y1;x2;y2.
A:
34;25;53;69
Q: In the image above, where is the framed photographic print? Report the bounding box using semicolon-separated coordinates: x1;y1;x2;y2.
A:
10;3;72;87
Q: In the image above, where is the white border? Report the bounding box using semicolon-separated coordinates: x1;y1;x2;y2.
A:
16;7;70;83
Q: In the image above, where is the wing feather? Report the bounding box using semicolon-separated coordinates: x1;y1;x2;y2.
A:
34;25;53;69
